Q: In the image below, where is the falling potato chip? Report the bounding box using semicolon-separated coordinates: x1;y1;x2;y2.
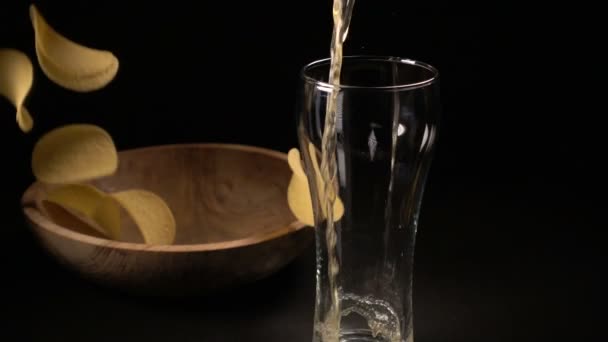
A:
287;148;307;180
110;190;176;245
92;194;121;240
31;124;118;184
30;4;119;92
39;184;175;245
40;200;110;239
0;48;34;132
287;173;315;226
44;183;121;239
286;147;344;226
46;183;105;217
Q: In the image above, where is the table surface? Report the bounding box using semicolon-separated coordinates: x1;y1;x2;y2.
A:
5;178;598;342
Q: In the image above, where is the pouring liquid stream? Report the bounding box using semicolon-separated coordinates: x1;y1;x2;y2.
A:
315;1;403;341
316;0;353;339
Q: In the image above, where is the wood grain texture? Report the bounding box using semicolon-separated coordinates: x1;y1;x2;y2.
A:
21;144;312;296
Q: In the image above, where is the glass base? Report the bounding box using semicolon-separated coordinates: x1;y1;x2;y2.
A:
339;330;413;342
313;293;412;342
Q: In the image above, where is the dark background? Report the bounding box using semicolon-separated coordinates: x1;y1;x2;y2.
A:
1;0;602;341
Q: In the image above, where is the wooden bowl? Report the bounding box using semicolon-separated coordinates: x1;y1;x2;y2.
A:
21;144;311;296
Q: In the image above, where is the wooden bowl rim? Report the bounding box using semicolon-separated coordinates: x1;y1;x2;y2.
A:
21;143;308;253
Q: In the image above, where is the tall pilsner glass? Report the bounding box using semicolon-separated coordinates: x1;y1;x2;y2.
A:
296;56;440;342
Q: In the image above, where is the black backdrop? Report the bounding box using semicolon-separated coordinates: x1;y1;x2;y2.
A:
1;1;602;341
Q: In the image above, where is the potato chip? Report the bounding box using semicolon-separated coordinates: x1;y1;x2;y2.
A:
30;4;119;92
31;124;118;184
40;200;110;239
92;194;121;240
111;190;176;245
287;148;306;180
46;183;105;217
0;48;34;132
44;183;121;239
287;172;315;226
286;147;344;226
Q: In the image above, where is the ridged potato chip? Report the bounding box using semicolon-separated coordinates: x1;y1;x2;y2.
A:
30;4;119;92
111;190;176;245
43;183;120;239
286;147;344;226
287;148;307;179
40;200;110;239
31;124;118;184
39;184;175;245
287;170;315;226
0;48;34;132
92;194;121;240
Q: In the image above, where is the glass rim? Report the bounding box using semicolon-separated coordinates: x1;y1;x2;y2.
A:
301;55;439;91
